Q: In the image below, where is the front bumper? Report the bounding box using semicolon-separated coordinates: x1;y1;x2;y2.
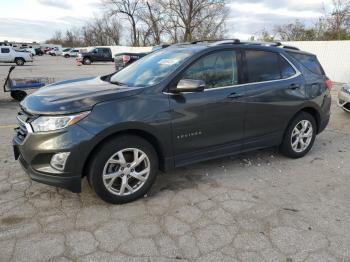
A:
16;151;81;193
13;122;95;193
338;89;350;112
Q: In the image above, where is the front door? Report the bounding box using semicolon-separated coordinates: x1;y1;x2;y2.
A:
169;50;246;166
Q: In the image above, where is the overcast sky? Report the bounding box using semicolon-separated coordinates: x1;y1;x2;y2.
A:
0;0;334;43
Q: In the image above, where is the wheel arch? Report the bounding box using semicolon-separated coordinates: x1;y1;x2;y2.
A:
14;57;26;62
82;129;166;178
285;106;321;136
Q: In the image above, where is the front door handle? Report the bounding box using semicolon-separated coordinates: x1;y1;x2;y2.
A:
288;83;301;90
227;92;244;99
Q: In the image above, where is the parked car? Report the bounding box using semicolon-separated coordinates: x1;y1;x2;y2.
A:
48;47;62;56
76;47;113;65
0;46;33;65
62;48;79;58
114;44;169;71
338;84;350;112
13;40;331;204
24;47;36;56
35;48;44;56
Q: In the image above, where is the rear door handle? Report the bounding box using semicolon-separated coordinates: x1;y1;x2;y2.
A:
288;83;301;90
227;92;244;99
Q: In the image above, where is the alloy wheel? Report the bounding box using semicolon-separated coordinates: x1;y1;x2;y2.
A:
102;148;150;196
291;120;313;153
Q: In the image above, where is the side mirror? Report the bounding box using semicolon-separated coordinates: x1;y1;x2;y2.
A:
174;79;205;93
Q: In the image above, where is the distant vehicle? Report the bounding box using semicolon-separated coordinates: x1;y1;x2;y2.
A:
77;47;113;65
114;44;169;71
62;48;79;58
48;47;63;56
0;46;33;66
25;47;36;56
35;48;44;56
338;84;350;112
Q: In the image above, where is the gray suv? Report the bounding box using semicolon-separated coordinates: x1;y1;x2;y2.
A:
13;40;332;204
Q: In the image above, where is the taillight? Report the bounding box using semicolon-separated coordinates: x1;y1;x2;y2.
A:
122;55;130;64
325;79;333;90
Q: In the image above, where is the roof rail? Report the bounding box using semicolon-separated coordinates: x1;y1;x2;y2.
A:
174;39;300;50
214;40;300;50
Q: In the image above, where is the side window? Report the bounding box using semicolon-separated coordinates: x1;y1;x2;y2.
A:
245;50;281;82
1;48;10;53
182;50;238;89
280;56;296;78
287;52;324;75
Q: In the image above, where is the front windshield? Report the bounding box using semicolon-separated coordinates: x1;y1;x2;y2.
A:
110;47;199;87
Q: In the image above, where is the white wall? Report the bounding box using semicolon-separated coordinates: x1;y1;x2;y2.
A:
284;41;350;83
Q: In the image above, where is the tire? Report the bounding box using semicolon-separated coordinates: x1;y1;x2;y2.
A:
88;135;158;204
14;58;25;66
10;90;27;101
280;112;317;158
83;57;92;65
64;54;70;58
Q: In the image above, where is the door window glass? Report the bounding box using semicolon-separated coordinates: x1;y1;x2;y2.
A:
245;50;281;82
1;48;10;53
280;56;296;78
182;50;238;89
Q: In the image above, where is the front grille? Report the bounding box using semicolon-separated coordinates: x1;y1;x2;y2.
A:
15;120;28;142
15;110;36;143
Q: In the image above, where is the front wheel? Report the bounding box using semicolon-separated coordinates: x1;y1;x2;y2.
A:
10;90;27;101
83;57;92;65
280;112;317;158
88;135;158;204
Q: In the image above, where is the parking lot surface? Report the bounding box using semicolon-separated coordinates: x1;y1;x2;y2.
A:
0;56;349;262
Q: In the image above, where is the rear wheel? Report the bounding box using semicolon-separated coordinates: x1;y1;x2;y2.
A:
280;112;317;158
14;58;25;66
10;90;27;101
64;54;70;58
88;135;158;204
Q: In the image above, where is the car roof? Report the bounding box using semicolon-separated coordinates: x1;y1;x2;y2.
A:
168;39;315;57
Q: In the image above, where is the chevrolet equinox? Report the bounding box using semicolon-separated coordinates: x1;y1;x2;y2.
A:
13;40;332;204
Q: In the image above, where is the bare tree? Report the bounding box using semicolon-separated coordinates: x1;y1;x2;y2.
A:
139;1;164;45
324;0;350;39
163;0;228;42
104;0;141;46
274;20;318;41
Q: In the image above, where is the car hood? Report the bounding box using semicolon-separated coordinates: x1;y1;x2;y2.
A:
20;77;144;115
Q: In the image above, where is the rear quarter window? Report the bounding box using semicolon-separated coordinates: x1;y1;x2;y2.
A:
287;52;324;75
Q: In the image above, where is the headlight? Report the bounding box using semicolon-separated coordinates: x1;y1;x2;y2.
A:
31;111;90;132
341;85;350;95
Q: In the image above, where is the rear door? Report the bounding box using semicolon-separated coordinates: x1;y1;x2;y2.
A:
0;47;11;62
241;49;305;150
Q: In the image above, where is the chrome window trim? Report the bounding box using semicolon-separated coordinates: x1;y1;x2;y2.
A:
163;52;301;95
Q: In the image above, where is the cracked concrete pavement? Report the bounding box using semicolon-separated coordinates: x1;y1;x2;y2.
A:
0;56;349;262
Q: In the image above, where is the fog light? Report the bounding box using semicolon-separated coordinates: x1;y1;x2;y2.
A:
50;152;70;171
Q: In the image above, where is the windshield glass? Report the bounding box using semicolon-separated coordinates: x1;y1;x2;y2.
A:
110;47;199;87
